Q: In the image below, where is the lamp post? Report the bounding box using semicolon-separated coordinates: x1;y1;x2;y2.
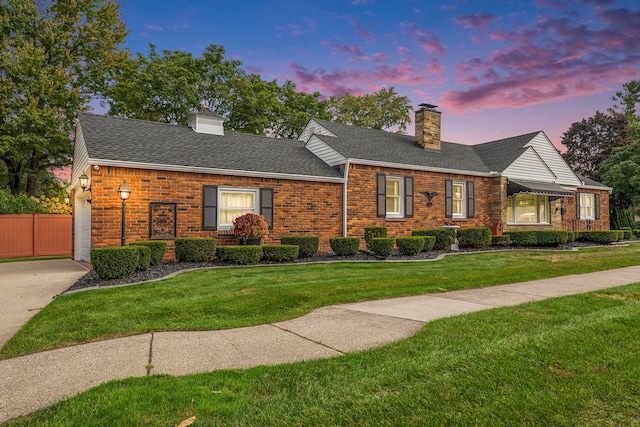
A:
118;180;131;246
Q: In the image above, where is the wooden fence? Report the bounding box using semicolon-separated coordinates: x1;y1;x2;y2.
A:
0;214;72;258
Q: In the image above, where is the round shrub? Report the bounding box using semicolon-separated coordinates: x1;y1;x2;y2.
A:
174;238;217;262
457;228;492;249
370;237;395;257
364;227;388;250
280;236;319;258
412;229;456;250
329;237;360;256
580;231;619;244
396;237;425;256
90;246;139;280
129;240;167;266
508;231;538;247
216;246;263;265
420;236;436;251
133;245;151;271
262;245;299;262
491;235;511;247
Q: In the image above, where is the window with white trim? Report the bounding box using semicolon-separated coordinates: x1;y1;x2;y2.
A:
218;188;259;228
452;182;465;218
506;194;549;224
385;177;403;217
580;193;594;220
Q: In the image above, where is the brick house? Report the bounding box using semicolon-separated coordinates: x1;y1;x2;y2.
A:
71;106;610;262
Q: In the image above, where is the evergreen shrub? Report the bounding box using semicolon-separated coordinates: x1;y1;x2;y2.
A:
396;237;425;256
329;237;360;256
216;246;263;265
262;245;299;262
129;240;167;266
457;228;492;248
280;236;319;258
370;238;395;257
412;229;456;250
174;238;217;262
364;227;388;250
90;246;139;280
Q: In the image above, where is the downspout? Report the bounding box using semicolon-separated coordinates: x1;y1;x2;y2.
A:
343;161;350;237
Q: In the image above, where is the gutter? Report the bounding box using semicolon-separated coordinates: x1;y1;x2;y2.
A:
343;161;350;237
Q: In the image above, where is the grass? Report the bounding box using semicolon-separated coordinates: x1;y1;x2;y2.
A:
4;282;639;426
2;244;640;360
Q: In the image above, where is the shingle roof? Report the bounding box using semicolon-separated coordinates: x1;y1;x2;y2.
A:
471;132;541;172
78;113;343;180
310;119;492;173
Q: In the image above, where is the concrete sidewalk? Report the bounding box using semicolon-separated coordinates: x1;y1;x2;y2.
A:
1;265;639;422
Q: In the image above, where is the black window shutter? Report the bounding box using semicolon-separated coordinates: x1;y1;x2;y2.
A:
377;174;386;217
203;186;217;230
595;194;600;220
467;181;475;218
576;192;581;219
260;188;274;229
445;180;453;218
404;176;414;218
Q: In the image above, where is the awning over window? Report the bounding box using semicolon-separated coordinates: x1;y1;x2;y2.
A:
507;180;574;199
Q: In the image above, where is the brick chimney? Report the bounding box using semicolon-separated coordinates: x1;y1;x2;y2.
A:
415;103;441;150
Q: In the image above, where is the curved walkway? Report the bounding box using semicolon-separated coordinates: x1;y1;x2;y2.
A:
1;264;639;422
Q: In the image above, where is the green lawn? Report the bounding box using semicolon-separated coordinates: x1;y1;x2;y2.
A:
5;282;639;426
2;244;640;360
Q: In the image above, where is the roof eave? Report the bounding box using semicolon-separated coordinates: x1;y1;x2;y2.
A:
347;158;497;177
87;159;346;183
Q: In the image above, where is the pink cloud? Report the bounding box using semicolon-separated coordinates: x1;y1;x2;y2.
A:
443;3;640;112
146;25;163;31
276;18;317;36
452;13;497;29
400;23;447;56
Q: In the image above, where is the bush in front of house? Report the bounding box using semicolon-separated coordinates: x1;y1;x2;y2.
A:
412;229;456;250
132;245;151;271
129;240;167;266
329;237;360;256
90;246;139;280
370;237;395;257
174;238;217;262
579;230;619;244
216;246;263;265
491;235;511;247
620;228;633;240
566;231;576;242
537;230;569;246
280;236;319;258
396;237;425;256
420;236;437;251
458;228;492;249
364;227;388;250
508;231;538;247
262;245;299;262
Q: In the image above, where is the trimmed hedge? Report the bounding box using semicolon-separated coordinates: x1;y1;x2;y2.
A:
566;231;576;243
580;230;619;244
132;245;151;271
508;230;568;247
370;237;395;257
491;235;511;247
280;236;319;258
329;237;360;256
458;228;492;249
262;245;299;262
216;246;263;265
420;236;437;251
396;237;425;256
364;227;387;250
90;246;139;280
174;238;217;262
129;240;167;266
412;229;456;250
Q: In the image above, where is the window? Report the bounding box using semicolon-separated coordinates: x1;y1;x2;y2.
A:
452;182;465;218
203;186;273;230
377;174;413;218
580;193;594;220
445;180;474;219
219;188;258;227
385;177;403;217
506;194;549;224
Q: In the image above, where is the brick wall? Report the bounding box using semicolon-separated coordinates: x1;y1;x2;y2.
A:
89;167;343;260
346;164;494;244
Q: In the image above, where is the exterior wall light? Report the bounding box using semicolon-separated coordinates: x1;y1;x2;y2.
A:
79;173;89;192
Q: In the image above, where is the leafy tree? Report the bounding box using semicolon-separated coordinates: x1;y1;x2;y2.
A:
105;45;201;124
610;80;640;130
0;0;128;196
560;111;630;180
328;87;412;132
600;140;640;210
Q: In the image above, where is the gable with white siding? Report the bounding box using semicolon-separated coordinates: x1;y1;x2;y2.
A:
298;119;337;142
503;146;557;183
305;135;347;167
524;132;582;186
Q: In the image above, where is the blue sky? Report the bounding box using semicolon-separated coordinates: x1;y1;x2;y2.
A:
112;0;640;149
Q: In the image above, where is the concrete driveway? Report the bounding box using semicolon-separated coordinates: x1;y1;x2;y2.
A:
0;259;88;349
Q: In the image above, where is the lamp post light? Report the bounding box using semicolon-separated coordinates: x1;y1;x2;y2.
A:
118;180;131;246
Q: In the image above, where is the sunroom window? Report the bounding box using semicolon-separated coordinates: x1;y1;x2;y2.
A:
507;194;549;224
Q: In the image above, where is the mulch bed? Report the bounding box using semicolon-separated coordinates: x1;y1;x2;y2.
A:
64;241;602;293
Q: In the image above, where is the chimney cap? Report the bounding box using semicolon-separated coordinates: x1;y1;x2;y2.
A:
419;103;438;110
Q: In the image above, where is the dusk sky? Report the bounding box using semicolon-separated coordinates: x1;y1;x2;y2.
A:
112;0;640;150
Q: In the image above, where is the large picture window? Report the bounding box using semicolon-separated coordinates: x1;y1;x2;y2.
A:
506;194;549;224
